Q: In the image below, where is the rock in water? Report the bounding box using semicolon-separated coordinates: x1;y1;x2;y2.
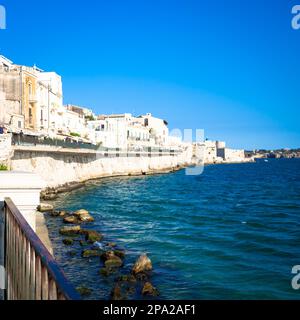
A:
118;275;137;283
62;238;74;245
58;210;67;217
43;193;58;201
81;230;103;243
81;249;102;258
142;282;159;296
37;203;54;212
132;254;152;274
105;256;123;268
74;209;94;222
63;215;79;224
113;250;125;259
101;250;118;261
111;284;125;300
76;286;92;296
59;225;81;235
106;242;117;248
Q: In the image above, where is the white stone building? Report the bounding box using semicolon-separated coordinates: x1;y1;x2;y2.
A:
62;108;86;138
137;113;169;146
87;113;157;149
37;72;63;136
204;140;223;163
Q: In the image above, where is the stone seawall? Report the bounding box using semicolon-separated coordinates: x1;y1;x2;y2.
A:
11;146;195;188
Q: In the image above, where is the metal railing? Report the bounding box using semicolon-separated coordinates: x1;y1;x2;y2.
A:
11;133;99;151
2;198;80;300
11;133;182;155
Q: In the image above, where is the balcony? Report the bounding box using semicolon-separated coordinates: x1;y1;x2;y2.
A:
28;94;37;103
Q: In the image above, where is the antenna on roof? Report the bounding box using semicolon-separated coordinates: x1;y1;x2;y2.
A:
33;63;44;72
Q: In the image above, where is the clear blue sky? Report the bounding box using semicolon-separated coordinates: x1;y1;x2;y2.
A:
0;0;299;149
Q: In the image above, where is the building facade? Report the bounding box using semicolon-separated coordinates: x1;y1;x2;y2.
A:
0;56;23;131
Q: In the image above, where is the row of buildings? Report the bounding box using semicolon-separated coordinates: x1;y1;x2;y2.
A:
203;140;246;163
0;54;247;162
0;55;174;150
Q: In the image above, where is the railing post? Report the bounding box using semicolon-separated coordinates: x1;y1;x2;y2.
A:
0;200;6;300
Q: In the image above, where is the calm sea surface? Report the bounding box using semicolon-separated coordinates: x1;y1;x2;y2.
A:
46;158;300;299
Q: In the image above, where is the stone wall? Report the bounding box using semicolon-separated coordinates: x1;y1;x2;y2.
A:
11;145;195;188
0;134;12;166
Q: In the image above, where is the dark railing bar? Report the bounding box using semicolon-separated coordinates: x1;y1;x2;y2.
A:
4;198;80;300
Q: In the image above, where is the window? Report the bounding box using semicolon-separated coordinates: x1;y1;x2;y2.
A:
18;121;22;128
28;82;32;95
41;110;43;121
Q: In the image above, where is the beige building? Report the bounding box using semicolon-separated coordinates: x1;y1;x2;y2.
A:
0;55;64;136
0;55;23;131
65;104;95;120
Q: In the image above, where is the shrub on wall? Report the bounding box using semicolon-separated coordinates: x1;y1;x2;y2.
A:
70;132;81;137
0;164;8;171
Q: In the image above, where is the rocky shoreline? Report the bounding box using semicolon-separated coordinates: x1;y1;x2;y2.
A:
38;204;159;300
40;165;186;201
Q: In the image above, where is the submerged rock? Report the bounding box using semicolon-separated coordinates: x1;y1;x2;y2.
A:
81;249;102;258
132;254;152;274
37;203;54;212
101;250;124;262
106;242;117;248
62;238;74;245
111;284;126;300
118;274;137;283
81;229;103;243
101;250;116;261
59;225;81;235
68;250;77;257
99;267;118;277
99;268;110;277
142;282;159;296
135;272;149;282
105;256;123;268
74;209;94;222
113;249;125;259
79;240;88;247
76;286;92;296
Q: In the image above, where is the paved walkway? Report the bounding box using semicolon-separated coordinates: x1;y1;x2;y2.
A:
36;211;53;255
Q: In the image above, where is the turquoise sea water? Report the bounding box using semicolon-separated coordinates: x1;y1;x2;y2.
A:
46;158;300;300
